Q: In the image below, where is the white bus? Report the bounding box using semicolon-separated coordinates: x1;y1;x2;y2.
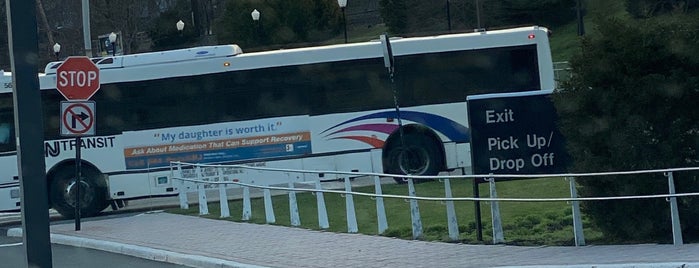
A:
0;26;555;218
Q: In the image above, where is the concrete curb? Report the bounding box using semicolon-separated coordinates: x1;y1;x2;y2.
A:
6;228;267;268
498;264;699;268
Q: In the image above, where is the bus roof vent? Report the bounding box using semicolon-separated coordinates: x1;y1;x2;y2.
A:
43;44;243;74
121;44;243;68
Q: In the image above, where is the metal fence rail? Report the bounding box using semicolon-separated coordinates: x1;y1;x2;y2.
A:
170;161;699;246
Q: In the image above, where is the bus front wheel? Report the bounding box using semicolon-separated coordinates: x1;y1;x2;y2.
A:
49;166;108;218
383;132;443;183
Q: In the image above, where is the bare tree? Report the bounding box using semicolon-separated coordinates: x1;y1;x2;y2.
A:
36;0;55;58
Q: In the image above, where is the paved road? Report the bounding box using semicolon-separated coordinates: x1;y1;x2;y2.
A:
0;235;187;268
8;212;698;268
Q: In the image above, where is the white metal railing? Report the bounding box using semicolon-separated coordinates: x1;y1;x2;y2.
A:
553;60;571;89
170;161;699;246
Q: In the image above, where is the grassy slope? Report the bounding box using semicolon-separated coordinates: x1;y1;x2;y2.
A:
548;0;630;61
170;178;603;245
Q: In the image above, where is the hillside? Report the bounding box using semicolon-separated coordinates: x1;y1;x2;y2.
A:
344;0;631;62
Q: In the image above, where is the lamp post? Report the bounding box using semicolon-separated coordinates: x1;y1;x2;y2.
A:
53;43;61;61
446;0;452;32
475;0;482;30
108;32;117;56
251;9;261;39
337;0;348;43
176;20;185;37
576;0;585;36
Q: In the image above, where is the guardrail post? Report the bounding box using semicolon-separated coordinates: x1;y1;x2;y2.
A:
374;176;388;234
218;168;230;218
263;188;276;224
444;178;459;241
315;180;329;229
488;178;504;244
288;180;301;227
218;183;230;218
196;166;209;215
567;177;585;246
176;163;189;209
407;178;423;239
242;186;251;221
473;176;483;242
344;177;359;233
666;172;684;245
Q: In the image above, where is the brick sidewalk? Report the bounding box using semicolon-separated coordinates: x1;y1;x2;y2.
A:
42;212;699;268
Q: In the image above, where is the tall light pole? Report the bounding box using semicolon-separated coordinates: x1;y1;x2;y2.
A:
108;32;117;56
337;0;348;43
446;0;452;32
81;0;92;56
251;9;261;40
53;43;61;61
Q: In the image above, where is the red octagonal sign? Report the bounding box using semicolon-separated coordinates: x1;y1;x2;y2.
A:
56;56;101;100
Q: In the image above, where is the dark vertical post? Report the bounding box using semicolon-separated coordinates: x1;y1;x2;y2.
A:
576;0;585;36
259;20;263;38
74;137;82;231
6;0;53;266
190;0;202;37
341;7;348;43
473;177;483;241
475;0;482;29
446;0;452;32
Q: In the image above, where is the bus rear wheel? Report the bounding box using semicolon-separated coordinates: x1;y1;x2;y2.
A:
49;166;108;218
384;132;443;183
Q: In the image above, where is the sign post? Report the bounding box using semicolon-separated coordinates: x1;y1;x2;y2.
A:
55;56;100;231
466;90;571;243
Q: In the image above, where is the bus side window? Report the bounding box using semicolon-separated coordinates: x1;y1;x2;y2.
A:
0;93;17;152
0;122;14;152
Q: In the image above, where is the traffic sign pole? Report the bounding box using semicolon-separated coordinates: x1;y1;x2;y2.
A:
58;101;95;231
55;57;100;232
75;137;81;231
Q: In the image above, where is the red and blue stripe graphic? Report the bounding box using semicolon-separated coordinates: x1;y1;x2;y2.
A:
321;111;470;148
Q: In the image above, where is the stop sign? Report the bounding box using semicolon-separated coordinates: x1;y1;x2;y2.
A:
56;56;100;100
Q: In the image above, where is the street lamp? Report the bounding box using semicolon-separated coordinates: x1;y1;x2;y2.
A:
53;43;61;61
251;9;261;38
251;9;260;21
108;32;117;57
176;20;185;37
337;0;348;43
